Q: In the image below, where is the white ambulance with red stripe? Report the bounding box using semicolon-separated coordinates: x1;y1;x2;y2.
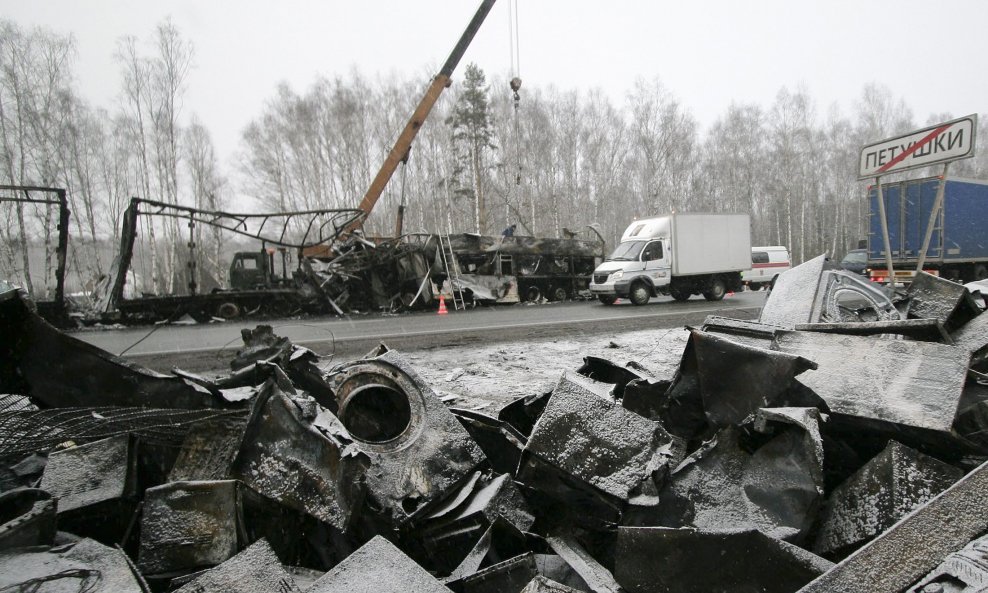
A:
742;246;790;290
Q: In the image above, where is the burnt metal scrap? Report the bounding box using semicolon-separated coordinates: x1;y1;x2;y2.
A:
4;275;988;592
615;527;834;593
906;271;983;331
517;372;673;525
772;330;969;434
0;288;225;409
647;408;825;543
760;254;900;327
813;440;963;560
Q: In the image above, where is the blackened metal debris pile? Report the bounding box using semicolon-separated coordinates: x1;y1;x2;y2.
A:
1;260;987;593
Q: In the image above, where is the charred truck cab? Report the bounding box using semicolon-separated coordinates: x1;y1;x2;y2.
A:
590;213;751;305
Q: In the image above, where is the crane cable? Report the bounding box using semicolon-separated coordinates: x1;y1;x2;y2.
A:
508;0;524;228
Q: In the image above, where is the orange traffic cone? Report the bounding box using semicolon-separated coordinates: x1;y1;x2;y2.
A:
438;295;448;315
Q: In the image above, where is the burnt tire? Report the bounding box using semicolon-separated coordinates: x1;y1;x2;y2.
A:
703;278;726;301
597;295;617;306
216;302;240;320
670;287;691;302
629;282;651;306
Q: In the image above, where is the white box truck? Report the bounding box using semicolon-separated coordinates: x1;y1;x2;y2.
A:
589;213;751;305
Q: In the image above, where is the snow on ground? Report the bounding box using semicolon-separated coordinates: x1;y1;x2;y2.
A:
399;327;691;413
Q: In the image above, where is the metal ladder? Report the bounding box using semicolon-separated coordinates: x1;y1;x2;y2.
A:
438;233;466;311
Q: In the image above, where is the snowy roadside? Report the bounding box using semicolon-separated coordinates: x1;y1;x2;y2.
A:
401;326;692;413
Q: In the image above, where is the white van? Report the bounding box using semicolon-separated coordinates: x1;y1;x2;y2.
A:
742;246;791;290
590;213;751;305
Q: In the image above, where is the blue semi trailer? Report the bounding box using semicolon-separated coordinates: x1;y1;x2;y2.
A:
868;176;988;283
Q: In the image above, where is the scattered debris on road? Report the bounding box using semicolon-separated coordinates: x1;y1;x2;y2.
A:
1;257;987;592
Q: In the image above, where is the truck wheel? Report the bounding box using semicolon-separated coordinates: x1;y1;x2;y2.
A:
629;282;651;306
975;264;988;281
525;286;541;302
670;288;691;302
551;287;568;301
703;278;726;301
598;295;617;306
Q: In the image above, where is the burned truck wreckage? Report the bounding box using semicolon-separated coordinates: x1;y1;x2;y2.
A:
2;256;988;593
83;197;603;325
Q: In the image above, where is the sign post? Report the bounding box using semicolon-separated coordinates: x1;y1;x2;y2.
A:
858;114;978;283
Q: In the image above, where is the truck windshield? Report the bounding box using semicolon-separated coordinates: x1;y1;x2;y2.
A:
606;241;646;261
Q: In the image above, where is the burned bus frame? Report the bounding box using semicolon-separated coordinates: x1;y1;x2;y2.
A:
445;233;605;303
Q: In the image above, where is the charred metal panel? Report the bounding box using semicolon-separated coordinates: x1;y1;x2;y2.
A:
40;435;137;513
907;271;983;331
773;331;970;433
759;254;828;327
168;414;250;482
459;552;538;593
444;518;531;582
621;377;672;422
308;535;454;593
700;314;784;349
813;440;962;559
324;349;486;526
450;407;526;476
0;289;223;409
951;310;988;369
172;538;302;593
691;329;818;426
421;472;534;535
794;318;951;342
498;392;552;438
517;373;672;524
576;356;649;399
0;537;146;592
651;408;824;542
544;534;623;593
615;527;833;593
413;473;534;576
533;555;595;592
906;533;988;593
520;576;584;593
954;379;988;448
0;488;56;551
138;480;244;575
796;459;988;593
232;382;367;531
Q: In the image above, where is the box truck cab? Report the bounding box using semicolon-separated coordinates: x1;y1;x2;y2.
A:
742;246;791;290
590;213;751;305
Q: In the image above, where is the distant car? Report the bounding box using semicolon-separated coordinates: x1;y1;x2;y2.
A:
839;249;868;275
742;246;791;290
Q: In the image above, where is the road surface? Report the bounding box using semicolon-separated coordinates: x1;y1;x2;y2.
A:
74;292;767;372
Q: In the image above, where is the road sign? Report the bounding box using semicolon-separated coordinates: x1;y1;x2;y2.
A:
858;115;977;179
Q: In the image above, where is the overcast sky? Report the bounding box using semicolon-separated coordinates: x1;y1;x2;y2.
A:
4;0;987;166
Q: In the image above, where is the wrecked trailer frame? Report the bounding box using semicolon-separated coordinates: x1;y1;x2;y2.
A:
92;197;365;324
0;185;71;327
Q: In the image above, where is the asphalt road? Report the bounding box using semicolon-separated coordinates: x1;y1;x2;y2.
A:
73;291;768;372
